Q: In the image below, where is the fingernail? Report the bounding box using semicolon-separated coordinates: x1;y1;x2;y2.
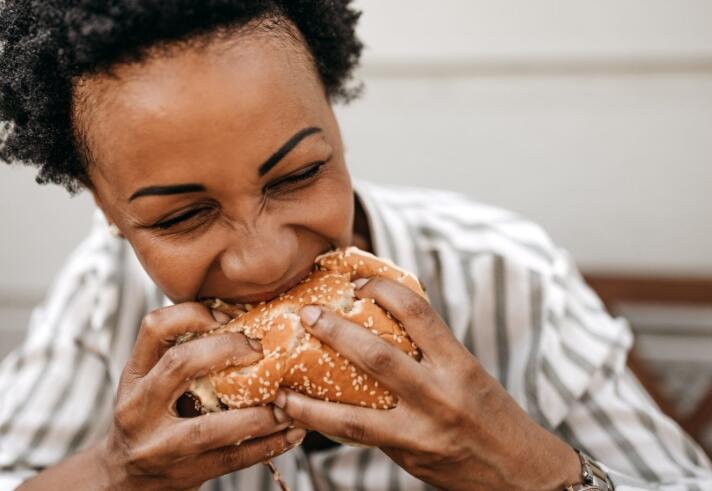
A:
352;278;370;290
274;389;287;409
247;338;263;353
286;428;306;446
273;406;291;424
211;309;232;324
300;305;322;327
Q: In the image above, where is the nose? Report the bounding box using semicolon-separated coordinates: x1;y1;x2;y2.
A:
219;221;299;289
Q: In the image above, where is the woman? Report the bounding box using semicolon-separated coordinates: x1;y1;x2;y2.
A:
0;1;710;490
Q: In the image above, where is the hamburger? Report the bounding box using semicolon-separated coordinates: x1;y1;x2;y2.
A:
176;246;425;417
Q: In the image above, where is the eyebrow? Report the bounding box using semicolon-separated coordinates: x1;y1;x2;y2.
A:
258;126;322;177
128;126;322;202
129;183;206;202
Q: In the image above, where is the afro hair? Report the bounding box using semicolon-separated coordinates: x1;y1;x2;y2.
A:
0;0;363;193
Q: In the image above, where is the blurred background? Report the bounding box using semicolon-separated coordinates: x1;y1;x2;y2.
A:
1;0;711;453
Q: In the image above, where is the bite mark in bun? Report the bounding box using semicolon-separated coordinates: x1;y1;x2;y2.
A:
177;247;426;415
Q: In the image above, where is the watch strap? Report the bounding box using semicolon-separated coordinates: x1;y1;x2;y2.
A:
565;449;614;491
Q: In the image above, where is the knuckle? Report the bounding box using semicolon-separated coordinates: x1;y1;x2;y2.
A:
440;406;465;429
460;361;483;387
260;436;286;461
227;333;259;358
120;362;144;386
343;412;367;442
220;442;250;469
139;309;168;338
402;295;431;319
160;345;188;376
283;398;308;423
113;398;138;432
314;311;337;334
113;406;130;429
241;407;272;432
188;418;213;446
362;341;393;373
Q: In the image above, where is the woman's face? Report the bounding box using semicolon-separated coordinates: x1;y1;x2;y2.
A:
78;31;355;304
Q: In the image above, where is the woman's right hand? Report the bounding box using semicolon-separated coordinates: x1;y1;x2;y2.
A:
96;302;305;490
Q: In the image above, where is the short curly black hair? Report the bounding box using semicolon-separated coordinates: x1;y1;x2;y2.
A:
0;1;363;193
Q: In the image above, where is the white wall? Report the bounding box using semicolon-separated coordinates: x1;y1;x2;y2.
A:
337;73;712;274
354;0;712;60
339;0;712;274
1;1;711;354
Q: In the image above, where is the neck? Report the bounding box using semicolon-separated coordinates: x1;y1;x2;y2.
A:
351;193;374;254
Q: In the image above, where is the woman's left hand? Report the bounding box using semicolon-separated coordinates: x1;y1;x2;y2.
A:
277;276;581;491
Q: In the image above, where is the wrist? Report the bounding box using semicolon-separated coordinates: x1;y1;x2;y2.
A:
95;433;137;491
94;436;117;490
556;445;583;490
16;437;120;491
511;433;581;491
541;441;581;491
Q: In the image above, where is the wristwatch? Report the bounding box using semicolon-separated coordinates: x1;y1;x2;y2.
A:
565;449;614;491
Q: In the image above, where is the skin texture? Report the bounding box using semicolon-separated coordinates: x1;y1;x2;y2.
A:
19;29;580;491
285;280;582;490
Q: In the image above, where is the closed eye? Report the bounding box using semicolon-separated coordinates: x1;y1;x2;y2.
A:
149;159;329;231
153;207;214;230
265;159;328;193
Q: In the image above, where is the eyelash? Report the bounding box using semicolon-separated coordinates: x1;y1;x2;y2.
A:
264;161;325;193
154;207;213;230
152;161;327;230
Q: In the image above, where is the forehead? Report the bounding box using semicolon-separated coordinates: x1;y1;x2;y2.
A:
75;31;327;196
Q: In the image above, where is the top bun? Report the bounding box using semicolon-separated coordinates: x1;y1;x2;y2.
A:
181;247;425;414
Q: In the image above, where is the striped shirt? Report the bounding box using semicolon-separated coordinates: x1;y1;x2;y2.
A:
0;179;710;491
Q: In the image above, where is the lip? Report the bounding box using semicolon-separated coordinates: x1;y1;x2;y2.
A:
222;261;316;305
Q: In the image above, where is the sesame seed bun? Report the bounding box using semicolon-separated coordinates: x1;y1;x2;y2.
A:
179;246;425;415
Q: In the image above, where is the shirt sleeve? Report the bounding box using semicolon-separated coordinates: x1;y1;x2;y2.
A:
361;187;712;490
535;250;712;489
566;367;712;490
0;213;127;490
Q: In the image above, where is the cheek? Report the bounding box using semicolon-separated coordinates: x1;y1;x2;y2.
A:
125;172;354;303
292;171;354;247
129;234;217;303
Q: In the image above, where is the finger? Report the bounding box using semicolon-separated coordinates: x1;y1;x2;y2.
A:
355;276;460;359
176;428;306;485
126;302;228;379
211;309;232;324
300;307;431;402
277;389;403;448
142;332;263;405
163;406;292;457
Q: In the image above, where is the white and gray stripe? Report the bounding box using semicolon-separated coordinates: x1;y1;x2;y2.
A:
1;180;710;490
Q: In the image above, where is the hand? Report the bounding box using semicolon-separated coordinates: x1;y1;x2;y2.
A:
96;302;305;491
277;277;580;491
